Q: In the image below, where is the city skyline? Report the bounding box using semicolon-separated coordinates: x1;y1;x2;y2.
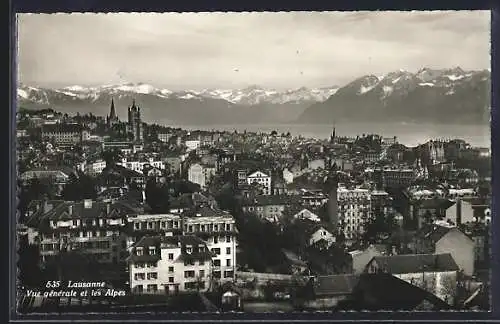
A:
17;11;490;91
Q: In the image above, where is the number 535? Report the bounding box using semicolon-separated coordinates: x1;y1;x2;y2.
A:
46;281;61;288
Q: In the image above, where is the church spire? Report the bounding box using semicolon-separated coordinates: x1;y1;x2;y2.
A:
330;124;336;143
109;98;116;119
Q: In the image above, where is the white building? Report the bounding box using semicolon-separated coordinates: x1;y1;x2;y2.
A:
293;208;321;222
185;140;201;152
282;168;294;184
337;187;372;241
117;158;166;174
83;160;107;176
188;163;216;189
246;171;272;196
126;207;238;286
308;226;335;247
183;208;237;283
158;133;173;143
128;235;212;294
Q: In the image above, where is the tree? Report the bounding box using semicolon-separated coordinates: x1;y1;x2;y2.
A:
101;148;123;166
145;179;170;213
61;172;97;201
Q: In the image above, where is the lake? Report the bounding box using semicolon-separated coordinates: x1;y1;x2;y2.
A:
158;121;491;148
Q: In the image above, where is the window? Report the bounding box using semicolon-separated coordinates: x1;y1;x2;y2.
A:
184;260;195;266
184;270;195;278
136;247;143;256
135;285;143;293
211;248;221;255
226;247;231;255
168;266;174;273
199;270;205;278
160;221;166;229
184;282;196;290
214;236;219;244
168;277;174;283
226;224;231;231
147;272;158;280
134;273;145;280
147;284;158;293
168;253;174;260
199;260;205;266
226;259;231;267
149;246;156;255
186;246;193;254
224;270;234;278
73;220;78;227
226;235;231;243
213;259;221;267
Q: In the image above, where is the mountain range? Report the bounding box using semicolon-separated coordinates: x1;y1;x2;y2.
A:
17;67;490;125
299;67;490;125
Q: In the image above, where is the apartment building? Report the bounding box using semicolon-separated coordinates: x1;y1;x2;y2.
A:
182;207;237;283
337;187;372;241
188;163;216;190
246;170;272;195
128;235;212;294
126;206;238;286
24;199;141;266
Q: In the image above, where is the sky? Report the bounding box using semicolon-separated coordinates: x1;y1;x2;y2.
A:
17;11;491;91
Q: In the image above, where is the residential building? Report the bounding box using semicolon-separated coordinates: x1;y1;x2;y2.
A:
370;190;392;220
242;195;300;222
158;132;173;143
292;208;321;223
128;235;212;294
337;187;372;241
188;163;216;190
365;253;459;305
348;244;385;274
182;207;237;283
282;168;294;184
444;199;480;226
126;206;237;284
185;140;201;152
24;199;140;266
307;225;336;248
164;156;182;175
376;168;416;190
79;160;107;177
99;164;146;190
246;171;272;195
300;189;328;208
411;224;475;276
117;158;166;174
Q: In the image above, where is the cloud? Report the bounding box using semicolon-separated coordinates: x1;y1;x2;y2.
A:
17;11;490;90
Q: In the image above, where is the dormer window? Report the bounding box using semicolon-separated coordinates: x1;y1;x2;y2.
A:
186;246;193;254
136;247;144;256
149;246;156;255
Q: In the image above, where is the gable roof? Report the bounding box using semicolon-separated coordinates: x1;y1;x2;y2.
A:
247;170;270;178
416;224;472;244
370;253;459;274
336;273;453;311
